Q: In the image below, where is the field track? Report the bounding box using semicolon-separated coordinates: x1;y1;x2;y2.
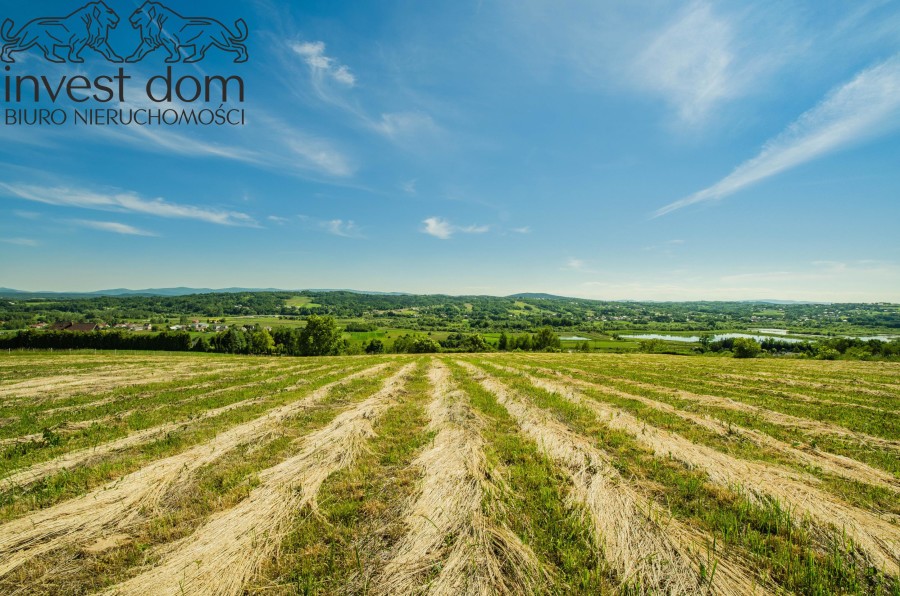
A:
0;351;897;594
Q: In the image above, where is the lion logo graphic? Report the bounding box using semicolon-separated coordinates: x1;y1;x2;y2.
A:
1;2;124;64
126;2;248;64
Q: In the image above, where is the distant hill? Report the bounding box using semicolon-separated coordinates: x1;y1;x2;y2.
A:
0;287;411;298
507;293;571;300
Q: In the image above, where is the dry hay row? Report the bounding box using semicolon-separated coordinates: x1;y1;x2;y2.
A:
101;363;417;596
0;366;244;410
0;362;344;451
610;364;900;411
676;374;895;415
530;354;900;396
499;363;900;495
0;361;163;386
374;361;544;596
0;361;372;490
1;354;305;403
545;363;900;454
458;361;767;595
696;371;899;401
0;362;393;579
544;360;898;414
0;361;245;402
0;420;100;449
31;359;334;419
528;355;899;408
497;364;900;573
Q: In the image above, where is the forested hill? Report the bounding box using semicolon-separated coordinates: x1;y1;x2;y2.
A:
1;291;898;334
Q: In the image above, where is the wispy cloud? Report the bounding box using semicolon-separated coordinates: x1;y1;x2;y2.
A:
401;179;417;194
563;257;597;273
1;183;258;227
421;217;490;240
321;219;363;238
283;39;440;146
267;215;289;224
644;238;685;253
656;54;900;217
1;238;38;247
72;220;157;237
94;109;355;180
634;2;736;124
283;135;355;177
372;112;438;138
512;226;531;234
291;41;356;86
29;64;357;182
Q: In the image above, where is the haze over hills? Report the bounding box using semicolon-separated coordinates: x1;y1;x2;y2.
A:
0;287;843;305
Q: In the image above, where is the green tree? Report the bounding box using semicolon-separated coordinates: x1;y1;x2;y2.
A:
299;315;342;356
410;336;441;353
249;328;275;355
365;339;385;354
215;328;245;354
533;327;561;351
192;336;210;352
498;331;508;351
732;337;761;359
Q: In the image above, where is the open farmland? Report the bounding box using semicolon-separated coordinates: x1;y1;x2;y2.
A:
0;352;898;594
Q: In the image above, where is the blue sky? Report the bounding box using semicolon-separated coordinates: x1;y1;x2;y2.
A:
1;0;899;301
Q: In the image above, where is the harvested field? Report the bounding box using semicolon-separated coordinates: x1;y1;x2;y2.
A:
0;351;897;594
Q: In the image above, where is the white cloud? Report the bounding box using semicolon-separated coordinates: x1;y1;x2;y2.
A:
373;112;438;138
512;226;531;234
422;217;490;240
634;3;736;124
291;41;356;86
401;179;417;194
422;217;453;240
321;219;362;238
72;220;157;237
284;136;355;177
656;53;900;216
333;65;356;86
1;238;38;247
267;215;289;224
0;183;257;227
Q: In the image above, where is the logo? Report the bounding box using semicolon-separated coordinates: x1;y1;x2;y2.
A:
2;2;249;129
1;2;124;64
126;2;248;64
1;1;248;64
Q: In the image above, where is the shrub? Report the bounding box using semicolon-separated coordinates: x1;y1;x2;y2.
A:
732;337;761;359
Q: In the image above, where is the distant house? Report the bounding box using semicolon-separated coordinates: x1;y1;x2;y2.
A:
50;322;100;332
